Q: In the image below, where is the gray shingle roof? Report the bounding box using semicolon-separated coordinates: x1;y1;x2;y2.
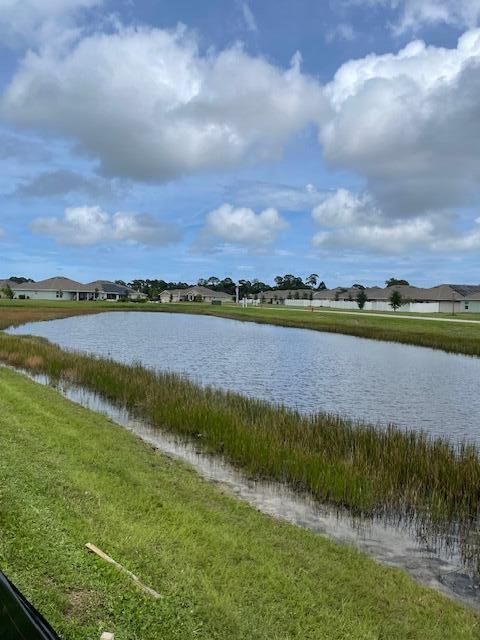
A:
314;285;468;302
86;280;138;295
14;276;86;291
161;286;232;298
0;279;19;289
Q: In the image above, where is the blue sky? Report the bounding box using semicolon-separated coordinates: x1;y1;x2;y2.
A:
1;0;480;287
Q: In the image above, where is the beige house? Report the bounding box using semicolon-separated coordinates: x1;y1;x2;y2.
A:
258;289;313;304
12;276;146;302
159;286;234;303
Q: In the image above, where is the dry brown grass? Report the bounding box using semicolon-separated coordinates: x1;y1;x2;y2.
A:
0;307;97;330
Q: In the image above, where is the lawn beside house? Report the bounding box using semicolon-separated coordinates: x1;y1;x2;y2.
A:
0;366;479;640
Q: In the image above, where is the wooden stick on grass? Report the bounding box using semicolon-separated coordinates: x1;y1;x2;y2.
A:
86;542;161;599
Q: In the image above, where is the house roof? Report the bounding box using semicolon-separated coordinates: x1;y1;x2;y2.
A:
86;280;140;295
13;276;87;292
314;285;467;302
0;279;19;289
433;284;480;298
462;291;480;301
186;286;233;298
160;286;232;298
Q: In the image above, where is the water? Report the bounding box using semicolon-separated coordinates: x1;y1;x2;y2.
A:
13;370;480;610
8;311;480;442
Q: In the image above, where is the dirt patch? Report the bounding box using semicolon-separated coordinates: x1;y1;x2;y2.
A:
66;589;102;622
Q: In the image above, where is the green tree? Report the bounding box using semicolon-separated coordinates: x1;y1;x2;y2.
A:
356;289;368;310
305;273;319;288
207;276;220;288
385;278;409;287
8;276;34;284
1;284;14;299
389;290;404;311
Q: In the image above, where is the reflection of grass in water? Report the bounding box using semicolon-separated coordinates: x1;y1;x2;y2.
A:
2;329;480;577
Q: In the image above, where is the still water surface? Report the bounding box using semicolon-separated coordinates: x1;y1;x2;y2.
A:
9;311;480;441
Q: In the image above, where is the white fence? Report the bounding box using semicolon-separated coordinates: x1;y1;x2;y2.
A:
284;299;441;313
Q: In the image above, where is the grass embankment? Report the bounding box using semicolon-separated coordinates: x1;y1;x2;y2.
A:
1;329;480;530
1;366;479;639
2;298;480;357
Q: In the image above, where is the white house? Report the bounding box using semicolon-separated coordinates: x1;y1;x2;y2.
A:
283;284;478;313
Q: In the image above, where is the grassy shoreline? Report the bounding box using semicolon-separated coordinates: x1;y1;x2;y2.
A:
2;366;478;638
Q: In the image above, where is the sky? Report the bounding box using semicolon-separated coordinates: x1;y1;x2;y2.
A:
1;0;480;287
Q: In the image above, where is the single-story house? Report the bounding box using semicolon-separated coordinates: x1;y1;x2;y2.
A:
86;280;147;301
159;286;234;303
258;289;313;304
11;276;146;302
282;283;479;313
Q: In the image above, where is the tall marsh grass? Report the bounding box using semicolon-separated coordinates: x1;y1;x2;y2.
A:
1;331;480;531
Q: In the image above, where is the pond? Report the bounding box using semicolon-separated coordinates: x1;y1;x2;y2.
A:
8;311;480;442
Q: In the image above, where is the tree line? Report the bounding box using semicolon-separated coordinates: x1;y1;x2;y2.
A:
119;274;328;299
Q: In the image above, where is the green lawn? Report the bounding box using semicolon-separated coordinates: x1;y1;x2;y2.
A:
1;367;479;639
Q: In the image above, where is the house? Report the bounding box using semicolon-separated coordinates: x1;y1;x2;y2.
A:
258;289;313;304
12;277;92;301
11;277;146;302
281;283;476;313
460;290;480;313
86;280;147;301
159;286;234;303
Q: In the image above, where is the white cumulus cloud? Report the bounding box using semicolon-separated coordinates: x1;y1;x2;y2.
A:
31;205;180;246
321;30;480;218
0;0;102;48
202;203;287;246
311;188;480;255
1;25;325;182
312;189;381;227
313;216;437;253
